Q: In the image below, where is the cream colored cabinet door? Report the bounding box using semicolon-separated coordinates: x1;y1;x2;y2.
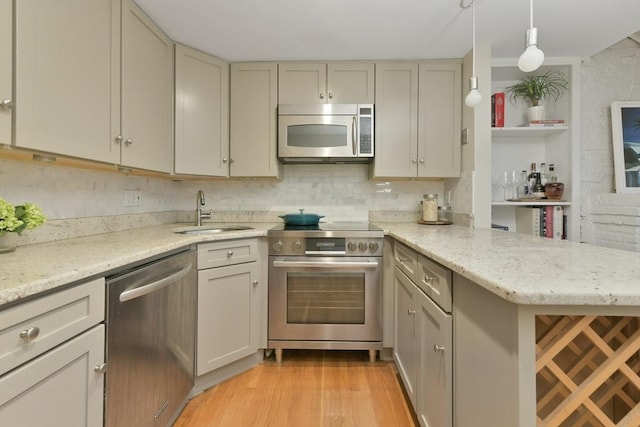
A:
416;289;453;427
418;62;461;178
121;0;173;173
393;266;418;407
175;44;229;176
0;0;12;146
13;0;120;163
327;63;375;104
197;261;260;375
278;63;326;104
230;62;281;178
0;325;105;427
372;62;419;178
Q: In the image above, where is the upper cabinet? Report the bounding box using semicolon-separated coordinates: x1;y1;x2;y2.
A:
175;44;229;177
121;0;174;173
0;0;12;146
278;62;375;104
230;62;281;178
489;62;579;240
13;0;121;164
372;61;461;179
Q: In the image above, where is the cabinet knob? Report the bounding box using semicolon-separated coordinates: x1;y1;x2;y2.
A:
227;251;234;257
419;158;424;164
412;158;417;164
252;280;259;287
319;93;325;99
94;363;107;375
328;92;334;99
434;344;445;352
230;157;235;163
408;309;416;315
223;157;228;163
114;135;123;144
124;138;133;146
19;327;40;342
0;99;13;110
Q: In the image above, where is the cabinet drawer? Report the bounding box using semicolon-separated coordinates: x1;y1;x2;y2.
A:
394;242;419;283
417;256;452;313
198;239;258;269
0;277;105;375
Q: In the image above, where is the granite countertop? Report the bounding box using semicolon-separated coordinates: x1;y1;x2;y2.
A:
380;222;640;307
2;221;640;308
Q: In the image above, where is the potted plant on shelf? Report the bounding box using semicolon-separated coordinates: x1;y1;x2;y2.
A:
504;71;568;124
0;197;46;253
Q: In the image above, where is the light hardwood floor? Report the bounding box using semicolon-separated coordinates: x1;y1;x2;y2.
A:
174;350;418;427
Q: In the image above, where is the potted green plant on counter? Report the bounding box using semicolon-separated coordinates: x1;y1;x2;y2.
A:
0;197;46;253
504;71;568;124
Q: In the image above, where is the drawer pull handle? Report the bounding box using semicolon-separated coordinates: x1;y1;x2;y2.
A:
434;344;445;352
227;251;234;257
424;275;434;283
94;363;107;375
19;327;40;342
408;309;416;315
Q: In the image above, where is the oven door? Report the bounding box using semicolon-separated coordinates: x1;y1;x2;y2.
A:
268;256;382;342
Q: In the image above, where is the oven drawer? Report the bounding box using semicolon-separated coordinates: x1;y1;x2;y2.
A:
417;255;452;313
394;242;419;283
198;239;258;269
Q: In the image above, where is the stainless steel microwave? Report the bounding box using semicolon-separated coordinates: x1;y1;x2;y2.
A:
277;104;374;163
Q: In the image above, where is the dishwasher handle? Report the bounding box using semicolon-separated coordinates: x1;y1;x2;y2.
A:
119;263;192;302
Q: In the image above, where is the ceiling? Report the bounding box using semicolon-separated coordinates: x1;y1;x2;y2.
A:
134;0;640;63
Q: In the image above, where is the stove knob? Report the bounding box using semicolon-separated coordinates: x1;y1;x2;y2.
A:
292;240;303;252
272;240;283;252
369;242;379;253
358;242;368;251
347;241;358;251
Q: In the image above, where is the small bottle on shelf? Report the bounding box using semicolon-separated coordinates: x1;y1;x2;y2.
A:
548;163;557;183
540;162;548;185
532;173;545;198
528;162;537;194
518;170;529;198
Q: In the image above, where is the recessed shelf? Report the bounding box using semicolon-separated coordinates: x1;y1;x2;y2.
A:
491;126;568;137
492;201;571;207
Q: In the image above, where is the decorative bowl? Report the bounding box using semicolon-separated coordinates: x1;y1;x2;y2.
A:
544;182;565;200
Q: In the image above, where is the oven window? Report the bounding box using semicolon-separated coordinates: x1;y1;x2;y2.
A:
287;124;348;148
286;272;365;324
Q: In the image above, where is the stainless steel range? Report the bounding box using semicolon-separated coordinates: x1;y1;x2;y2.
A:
268;222;383;363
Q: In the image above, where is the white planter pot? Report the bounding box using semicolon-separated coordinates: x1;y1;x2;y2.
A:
527;105;545;123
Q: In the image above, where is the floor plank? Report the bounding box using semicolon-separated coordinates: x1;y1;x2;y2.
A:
174;350;417;427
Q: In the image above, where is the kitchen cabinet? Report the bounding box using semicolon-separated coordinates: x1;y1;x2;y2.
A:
0;0;11;146
0;278;105;427
196;239;261;375
393;241;453;427
121;0;174;173
490;62;579;240
13;0;120;164
175;44;229;177
372;61;461;179
278;62;375;104
230;62;282;178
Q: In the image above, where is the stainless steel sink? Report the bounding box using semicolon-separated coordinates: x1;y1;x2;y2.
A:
173;225;254;234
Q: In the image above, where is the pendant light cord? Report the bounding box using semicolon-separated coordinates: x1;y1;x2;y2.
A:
529;0;534;29
472;0;476;76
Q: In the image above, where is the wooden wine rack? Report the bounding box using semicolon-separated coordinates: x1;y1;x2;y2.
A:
535;315;640;426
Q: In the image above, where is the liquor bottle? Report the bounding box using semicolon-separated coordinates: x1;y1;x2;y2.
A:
532;172;545;198
540;162;548;185
528;162;537;193
548;163;557;183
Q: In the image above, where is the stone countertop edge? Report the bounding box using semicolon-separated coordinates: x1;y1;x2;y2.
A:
2;221;640;308
378;222;640;307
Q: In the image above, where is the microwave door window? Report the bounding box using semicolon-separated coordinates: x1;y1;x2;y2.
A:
287;124;348;149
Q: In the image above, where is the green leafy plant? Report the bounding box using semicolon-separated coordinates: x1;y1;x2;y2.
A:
0;197;46;235
504;71;568;107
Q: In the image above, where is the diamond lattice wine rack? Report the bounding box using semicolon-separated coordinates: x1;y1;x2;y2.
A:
535;315;640;426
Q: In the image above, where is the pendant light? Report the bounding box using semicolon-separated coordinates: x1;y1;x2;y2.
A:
518;0;544;72
464;0;481;108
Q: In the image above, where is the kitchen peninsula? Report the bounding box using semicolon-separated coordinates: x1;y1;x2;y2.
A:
1;222;639;426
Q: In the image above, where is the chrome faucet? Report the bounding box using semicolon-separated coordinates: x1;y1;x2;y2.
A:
195;190;212;226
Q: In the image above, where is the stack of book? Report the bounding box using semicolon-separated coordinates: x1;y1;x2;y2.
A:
515;206;566;239
491;92;505;128
529;119;565;127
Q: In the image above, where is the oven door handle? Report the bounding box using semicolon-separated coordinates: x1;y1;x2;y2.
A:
272;260;379;269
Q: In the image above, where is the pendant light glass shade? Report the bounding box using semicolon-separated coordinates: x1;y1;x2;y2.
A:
464;0;481;108
518;0;544;72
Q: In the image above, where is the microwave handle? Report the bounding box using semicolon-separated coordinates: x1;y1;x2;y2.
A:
352;116;357;156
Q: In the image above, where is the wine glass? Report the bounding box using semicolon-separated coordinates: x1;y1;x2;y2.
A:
500;171;511;201
491;171;502;202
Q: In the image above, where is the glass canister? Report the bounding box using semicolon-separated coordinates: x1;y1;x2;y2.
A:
422;194;438;222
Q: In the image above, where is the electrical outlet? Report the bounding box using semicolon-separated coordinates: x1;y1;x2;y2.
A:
123;190;141;207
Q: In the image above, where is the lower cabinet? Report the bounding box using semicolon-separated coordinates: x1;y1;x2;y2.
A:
393;242;453;427
196;239;261;375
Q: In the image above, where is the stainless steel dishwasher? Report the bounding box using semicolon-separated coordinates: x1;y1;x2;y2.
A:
105;247;197;427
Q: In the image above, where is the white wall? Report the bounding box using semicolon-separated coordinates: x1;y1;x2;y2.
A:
580;37;640;252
